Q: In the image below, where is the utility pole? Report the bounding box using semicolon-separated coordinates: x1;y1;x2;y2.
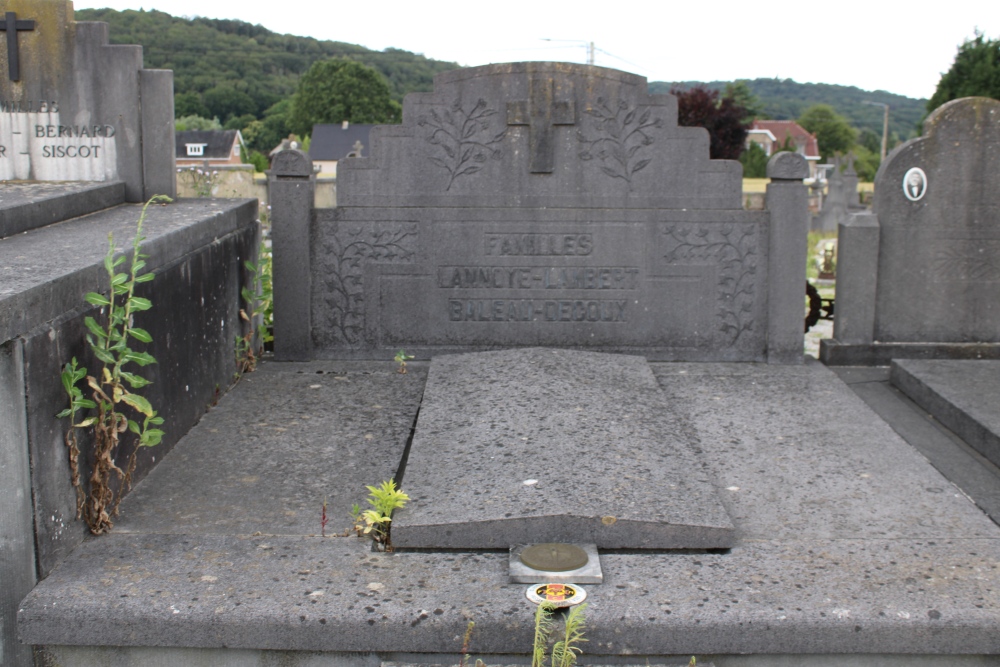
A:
863;101;890;161
542;38;596;66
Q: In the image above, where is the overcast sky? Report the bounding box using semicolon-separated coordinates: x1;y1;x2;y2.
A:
75;0;997;100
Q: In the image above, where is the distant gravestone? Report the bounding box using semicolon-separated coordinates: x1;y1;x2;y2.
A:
823;97;1000;364
271;62;809;363
0;0;175;201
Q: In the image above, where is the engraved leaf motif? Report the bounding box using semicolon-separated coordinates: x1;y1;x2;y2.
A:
423;99;505;190
577;97;660;190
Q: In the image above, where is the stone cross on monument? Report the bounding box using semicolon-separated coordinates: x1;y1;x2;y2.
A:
506;76;575;173
0;11;35;81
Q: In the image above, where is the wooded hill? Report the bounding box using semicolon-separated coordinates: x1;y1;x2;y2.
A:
75;8;458;117
79;7;926;143
652;79;926;142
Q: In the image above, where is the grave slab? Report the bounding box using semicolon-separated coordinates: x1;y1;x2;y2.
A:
0;180;125;238
392;348;734;549
0;196;255;344
18;360;1000;661
890;359;1000;467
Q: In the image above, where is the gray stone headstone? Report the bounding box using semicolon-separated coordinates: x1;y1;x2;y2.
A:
0;0;175;200
278;63;807;362
823;97;1000;364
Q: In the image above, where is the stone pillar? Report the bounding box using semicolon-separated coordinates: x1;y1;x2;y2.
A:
833;213;880;344
268;150;315;361
765;152;809;364
0;339;36;667
140;69;177;200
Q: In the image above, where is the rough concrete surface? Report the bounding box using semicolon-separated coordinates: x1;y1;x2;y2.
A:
891;359;1000;467
0;196;257;343
18;358;1000;659
393;348;734;549
0;181;125;239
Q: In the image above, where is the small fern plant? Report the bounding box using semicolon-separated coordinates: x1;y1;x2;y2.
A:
58;195;170;534
532;602;588;667
352;479;409;550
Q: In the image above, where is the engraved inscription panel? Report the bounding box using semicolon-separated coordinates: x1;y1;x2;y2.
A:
0;102;118;181
345;218;769;358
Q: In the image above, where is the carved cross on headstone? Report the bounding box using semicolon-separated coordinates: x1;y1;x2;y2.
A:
0;12;35;82
506;77;575;173
350;139;364;157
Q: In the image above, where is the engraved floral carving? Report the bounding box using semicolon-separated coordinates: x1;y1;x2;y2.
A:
932;242;1000;281
418;99;506;191
662;223;758;344
316;224;417;347
577;97;663;190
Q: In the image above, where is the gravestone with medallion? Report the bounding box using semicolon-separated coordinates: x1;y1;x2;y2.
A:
275;62;808;363
823;97;1000;364
0;0;174;201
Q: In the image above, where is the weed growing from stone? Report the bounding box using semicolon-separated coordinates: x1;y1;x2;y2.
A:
352;479;409;550
531;602;588;667
235;241;273;376
394;349;414;373
58;195;170;534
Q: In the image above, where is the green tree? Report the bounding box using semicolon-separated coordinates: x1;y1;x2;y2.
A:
288;59;402;137
174;114;222;131
739;141;769;177
724;80;764;121
852;145;880;182
798;104;856;160
927;31;1000;114
203;85;258;124
243;99;294;153
175;91;209;118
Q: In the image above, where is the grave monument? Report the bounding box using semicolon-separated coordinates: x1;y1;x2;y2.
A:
822;97;1000;364
15;61;1000;667
270;62;809;364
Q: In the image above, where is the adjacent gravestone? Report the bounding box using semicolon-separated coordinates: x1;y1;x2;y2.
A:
271;62;809;363
822;97;1000;364
0;0;175;201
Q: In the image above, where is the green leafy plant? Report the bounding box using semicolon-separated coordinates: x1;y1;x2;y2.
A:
551;603;588;667
528;602;588;667
351;479;409;549
235;241;273;375
394;349;414;374
532;602;556;667
58;195;170;534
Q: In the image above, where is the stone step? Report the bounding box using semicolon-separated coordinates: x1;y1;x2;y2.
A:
0;180;125;239
890;359;1000;468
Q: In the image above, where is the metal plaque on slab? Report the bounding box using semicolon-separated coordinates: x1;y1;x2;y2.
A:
510;543;602;584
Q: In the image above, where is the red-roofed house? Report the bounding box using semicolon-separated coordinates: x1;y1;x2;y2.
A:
746;120;821;180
